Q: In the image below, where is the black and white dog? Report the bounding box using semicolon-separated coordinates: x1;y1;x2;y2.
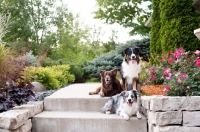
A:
120;47;142;92
101;90;142;120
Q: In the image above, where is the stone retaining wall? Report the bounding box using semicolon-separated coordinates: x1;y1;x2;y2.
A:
141;96;200;132
0;101;43;132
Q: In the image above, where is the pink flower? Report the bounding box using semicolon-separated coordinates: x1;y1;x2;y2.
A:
159;60;163;63
151;76;157;81
164;85;170;92
173;49;183;58
168;58;173;64
166;76;171;80
148;67;152;71
194;50;200;55
175;59;180;63
195;59;200;67
182;73;187;79
164;68;171;76
175;72;181;77
177;78;182;84
163;54;166;59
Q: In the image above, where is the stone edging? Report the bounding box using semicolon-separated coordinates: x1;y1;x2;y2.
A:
141;96;200;132
0;101;43;132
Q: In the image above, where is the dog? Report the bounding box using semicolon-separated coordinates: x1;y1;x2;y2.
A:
101;90;142;120
120;47;142;92
89;69;123;97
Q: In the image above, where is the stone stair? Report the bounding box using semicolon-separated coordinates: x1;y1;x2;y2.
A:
32;83;147;132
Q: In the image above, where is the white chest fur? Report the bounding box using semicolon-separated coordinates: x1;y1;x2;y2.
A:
121;61;141;84
120;101;137;116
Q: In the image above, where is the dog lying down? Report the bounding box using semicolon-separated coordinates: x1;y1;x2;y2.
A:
101;90;142;120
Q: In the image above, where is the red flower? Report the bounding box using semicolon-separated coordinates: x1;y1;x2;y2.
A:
195;59;200;67
151;76;157;81
164;85;170;92
168;58;173;64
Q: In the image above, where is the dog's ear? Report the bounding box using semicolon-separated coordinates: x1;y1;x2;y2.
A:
123;48;129;56
111;69;118;77
100;70;106;76
134;47;142;55
132;90;140;98
120;91;126;96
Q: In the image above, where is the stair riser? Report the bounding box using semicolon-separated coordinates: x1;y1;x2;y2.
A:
32;117;147;132
44;98;108;111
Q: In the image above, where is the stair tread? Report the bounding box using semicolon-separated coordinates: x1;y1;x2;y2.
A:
47;83;107;99
34;111;145;120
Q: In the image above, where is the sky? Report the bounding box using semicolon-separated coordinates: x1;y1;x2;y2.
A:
64;0;142;43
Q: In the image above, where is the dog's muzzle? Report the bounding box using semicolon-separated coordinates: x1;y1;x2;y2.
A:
127;99;133;107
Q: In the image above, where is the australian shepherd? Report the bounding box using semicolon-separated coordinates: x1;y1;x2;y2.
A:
120;47;142;92
101;90;142;120
89;69;123;97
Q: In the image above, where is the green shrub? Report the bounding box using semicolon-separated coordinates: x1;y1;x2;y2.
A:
159;0;200;54
150;0;162;64
84;51;123;78
23;65;75;90
116;38;150;61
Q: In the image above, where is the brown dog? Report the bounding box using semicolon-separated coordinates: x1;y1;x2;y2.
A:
89;69;123;97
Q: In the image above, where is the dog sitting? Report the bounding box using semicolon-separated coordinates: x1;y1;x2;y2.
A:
89;69;123;97
120;47;142;92
101;90;142;120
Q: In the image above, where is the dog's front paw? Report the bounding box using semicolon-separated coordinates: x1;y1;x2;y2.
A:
123;115;130;120
106;111;111;115
137;111;142;119
100;91;104;97
120;112;129;120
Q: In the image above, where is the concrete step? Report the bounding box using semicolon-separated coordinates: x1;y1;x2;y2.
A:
32;111;147;132
44;83;109;111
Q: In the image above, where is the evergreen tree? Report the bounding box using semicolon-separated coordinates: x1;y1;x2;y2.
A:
159;0;200;54
150;0;162;64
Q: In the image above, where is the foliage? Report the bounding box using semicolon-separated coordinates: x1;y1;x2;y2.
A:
94;0;151;35
142;65;164;85
9;83;36;106
84;51;123;78
24;65;75;90
69;63;85;83
161;49;200;96
0;92;14;112
150;0;162;64
158;0;200;55
0;45;32;88
116;38;150;61
144;48;200;96
0;13;11;45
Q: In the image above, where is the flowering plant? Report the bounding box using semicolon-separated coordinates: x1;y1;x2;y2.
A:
142;65;164;85
160;49;200;96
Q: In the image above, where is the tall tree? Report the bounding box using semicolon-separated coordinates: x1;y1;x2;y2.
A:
94;0;151;36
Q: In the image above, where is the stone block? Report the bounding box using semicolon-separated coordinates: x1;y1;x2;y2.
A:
19;119;32;132
150;96;200;111
148;111;182;126
28;101;43;114
141;96;151;110
0;110;29;130
153;126;200;132
0;129;19;132
13;101;43;117
183;111;200;126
